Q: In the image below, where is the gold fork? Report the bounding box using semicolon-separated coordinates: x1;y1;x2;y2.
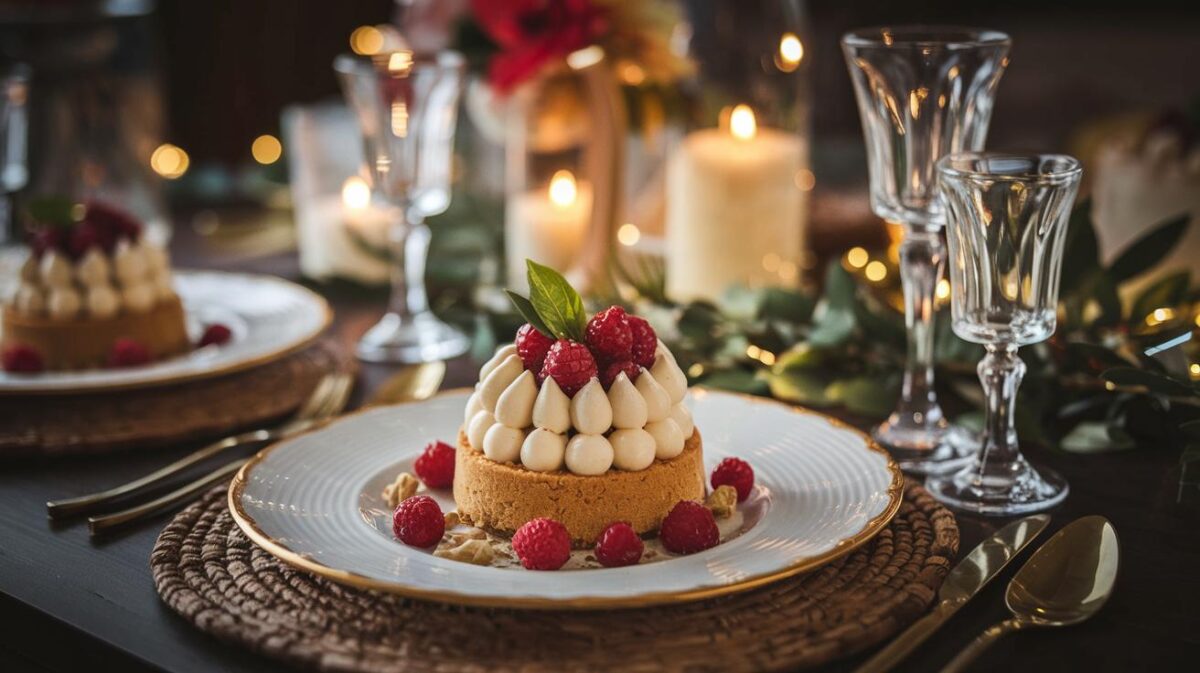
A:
86;373;355;535
47;372;349;520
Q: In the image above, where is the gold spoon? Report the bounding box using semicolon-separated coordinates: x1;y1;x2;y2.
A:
367;360;447;406
940;515;1120;673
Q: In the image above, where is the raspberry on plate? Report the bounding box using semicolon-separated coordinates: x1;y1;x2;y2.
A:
710;457;755;502
627;316;658;368
512;517;572;570
515;323;554;373
585;306;632;362
107;338;152;368
659;500;719;554
198;323;233;348
599;359;641;389
2;344;44;373
414;440;456;489
541;340;597;397
392;495;445;548
594;521;644;567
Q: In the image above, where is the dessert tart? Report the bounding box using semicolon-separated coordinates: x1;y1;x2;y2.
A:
1;201;189;370
453;261;702;544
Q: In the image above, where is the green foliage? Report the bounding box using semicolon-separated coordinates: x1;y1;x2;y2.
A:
519;260;587;341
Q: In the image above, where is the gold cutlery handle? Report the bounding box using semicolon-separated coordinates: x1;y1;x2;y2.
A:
854;600;958;673
87;459;249;535
939;619;1024;673
46;428;275;519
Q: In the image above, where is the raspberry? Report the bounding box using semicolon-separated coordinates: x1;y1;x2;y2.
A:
107;338;152;368
67;222;100;259
31;228;64;258
541;340;597;397
413;440;456;488
512;517;571;570
515;323;554;373
599;360;641;389
392;495;445;548
198;324;232;347
594;521;644;567
85;200;142;241
659;500;719;554
585;306;632;363
2;344;44;373
627;315;658;368
711;457;755;502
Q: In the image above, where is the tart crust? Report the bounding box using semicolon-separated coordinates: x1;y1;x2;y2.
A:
454;428;705;544
2;296;190;370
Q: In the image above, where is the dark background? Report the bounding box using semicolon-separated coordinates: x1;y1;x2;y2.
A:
142;1;1200;167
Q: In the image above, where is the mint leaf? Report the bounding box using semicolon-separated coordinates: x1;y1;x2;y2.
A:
505;290;553;337
526;259;585;341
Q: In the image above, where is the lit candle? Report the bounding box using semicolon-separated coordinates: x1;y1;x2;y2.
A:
505;169;594;290
665;105;808;300
295;176;392;285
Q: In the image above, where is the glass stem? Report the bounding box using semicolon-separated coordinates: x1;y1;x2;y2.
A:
977;343;1025;469
898;227;945;416
387;208;431;319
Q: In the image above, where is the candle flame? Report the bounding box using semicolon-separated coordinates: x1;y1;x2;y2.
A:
342;176;371;210
548;170;577;207
730;105;757;141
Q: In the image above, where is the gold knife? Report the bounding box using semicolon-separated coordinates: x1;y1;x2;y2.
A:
852;513;1051;673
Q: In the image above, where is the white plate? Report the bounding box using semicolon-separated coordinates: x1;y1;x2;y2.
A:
0;270;331;395
230;389;902;609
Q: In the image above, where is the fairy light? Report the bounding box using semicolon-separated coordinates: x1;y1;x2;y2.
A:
388;51;413;75
341;176;371;210
150;143;189;179
846;247;869;269
350;26;384;56
1190;363;1200;378
687;363;705;378
936;278;951;301
250;134;282;165
865;260;888;282
1145;307;1177;326
617;223;641;246
567;45;604;70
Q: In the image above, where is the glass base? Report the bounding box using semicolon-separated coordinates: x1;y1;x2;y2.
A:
925;455;1068;516
873;418;974;476
356;311;470;364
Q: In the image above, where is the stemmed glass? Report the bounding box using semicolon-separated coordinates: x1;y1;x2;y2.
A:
929;152;1082;515
841;27;1010;474
335;51;469;363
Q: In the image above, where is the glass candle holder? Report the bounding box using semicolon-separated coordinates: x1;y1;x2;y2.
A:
842;26;1010;474
336;50;469;364
929;152;1082;515
664;0;812;301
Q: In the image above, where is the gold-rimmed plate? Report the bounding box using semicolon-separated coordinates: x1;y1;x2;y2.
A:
0;270;331;395
229;389;902;609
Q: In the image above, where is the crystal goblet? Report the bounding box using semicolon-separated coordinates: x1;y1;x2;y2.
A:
928;152;1082;515
841;26;1010;474
335;51;470;364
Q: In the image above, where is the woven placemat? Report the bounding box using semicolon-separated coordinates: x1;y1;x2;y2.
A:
152;479;958;672
1;339;350;457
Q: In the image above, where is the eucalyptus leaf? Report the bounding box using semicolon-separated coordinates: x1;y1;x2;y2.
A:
505;290;552;337
826;376;898;419
1060;421;1137;454
767;370;833;407
1059;198;1099;296
808;264;857;347
758;287;815;324
1129;270;1190;324
1102;366;1195;396
1108;213;1190;282
525;260;586;341
699;368;769;396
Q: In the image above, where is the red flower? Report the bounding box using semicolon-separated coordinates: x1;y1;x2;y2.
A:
470;0;608;92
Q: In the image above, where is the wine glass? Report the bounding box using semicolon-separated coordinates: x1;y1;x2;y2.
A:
928;152;1082;515
335;51;469;363
841;26;1010;474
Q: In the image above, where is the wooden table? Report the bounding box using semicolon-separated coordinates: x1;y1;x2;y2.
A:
1;232;1197;672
